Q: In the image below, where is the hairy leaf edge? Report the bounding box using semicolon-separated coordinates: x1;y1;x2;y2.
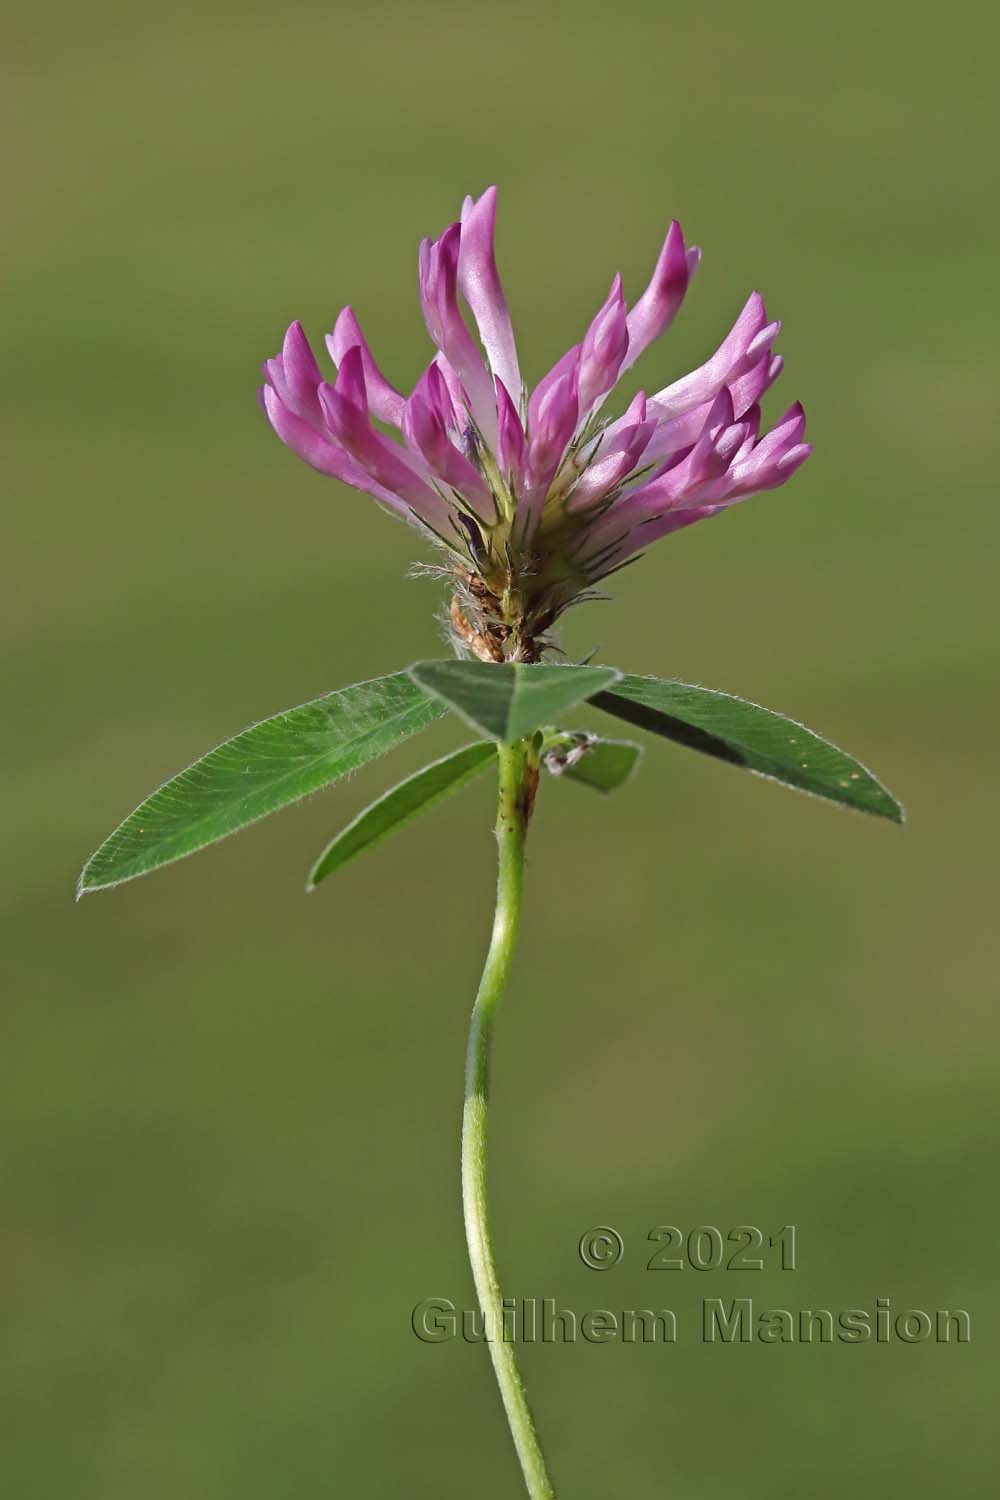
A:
77;673;445;898
590;675;905;824
307;740;497;890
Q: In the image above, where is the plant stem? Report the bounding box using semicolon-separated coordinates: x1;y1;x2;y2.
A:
462;737;555;1499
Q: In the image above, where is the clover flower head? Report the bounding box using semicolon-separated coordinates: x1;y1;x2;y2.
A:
262;187;811;661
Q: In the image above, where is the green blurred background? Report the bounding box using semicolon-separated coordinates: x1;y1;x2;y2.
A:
4;0;998;1493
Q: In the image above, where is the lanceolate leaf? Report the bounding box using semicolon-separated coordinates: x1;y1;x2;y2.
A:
78;673;445;894
542;734;643;794
590;675;903;822
408;660;621;743
308;741;497;889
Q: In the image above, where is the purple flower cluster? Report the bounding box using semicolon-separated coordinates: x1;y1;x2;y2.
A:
262;188;810;659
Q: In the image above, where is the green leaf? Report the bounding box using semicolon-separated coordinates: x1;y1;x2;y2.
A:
407;660;621;743
591;675;903;822
78;673;445;894
542;733;643;793
308;741;497;888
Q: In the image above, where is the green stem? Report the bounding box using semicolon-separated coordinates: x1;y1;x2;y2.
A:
462;738;556;1500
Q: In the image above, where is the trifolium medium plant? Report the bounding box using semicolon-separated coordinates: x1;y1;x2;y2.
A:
80;187;901;1499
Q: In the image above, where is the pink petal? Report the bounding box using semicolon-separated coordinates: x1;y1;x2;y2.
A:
495;376;527;491
458;186;523;404
526;354;580;489
577;274;630;415
433;355;469;427
418;224;496;440
401;365;495;520
325;306;405;428
318;348;451;518
640;351;783;470
265;322;324;423
621;220;697;375
263;384;412;519
568;393;654;511
731;402;806;476
647;292;771;421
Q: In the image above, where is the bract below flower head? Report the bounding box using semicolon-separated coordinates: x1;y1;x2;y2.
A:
262;187;811;662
